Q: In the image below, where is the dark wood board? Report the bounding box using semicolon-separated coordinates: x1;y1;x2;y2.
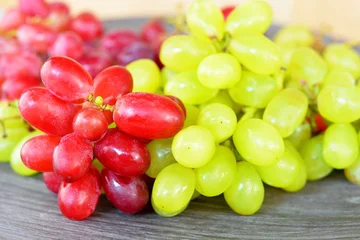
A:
1;19;360;240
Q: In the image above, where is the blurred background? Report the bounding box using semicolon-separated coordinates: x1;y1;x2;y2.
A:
0;0;359;40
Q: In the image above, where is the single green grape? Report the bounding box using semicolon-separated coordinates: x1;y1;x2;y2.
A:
344;154;360;185
186;0;224;40
228;70;278;108
255;142;300;188
152;195;188;217
299;134;333;181
172;126;216;168
0;128;30;162
146;138;176;178
279;45;297;68
10;131;42;176
152;163;195;214
224;161;264;215
263;88;308;138
183;104;200;128
164;71;218;105
195;146;236;197
317;84;360;123
160;67;177;89
126;59;160;93
274;25;314;48
0;100;21;119
323;43;360;79
321;68;355;88
197;103;237;143
287;47;327;86
228;35;281;76
197;53;241;89
282;140;307;192
199;90;241;113
160;35;216;72
284;121;312;149
233;118;284;166
322;123;358;169
225;0;272;37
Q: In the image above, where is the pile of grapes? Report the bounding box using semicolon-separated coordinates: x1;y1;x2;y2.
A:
2;0;360;221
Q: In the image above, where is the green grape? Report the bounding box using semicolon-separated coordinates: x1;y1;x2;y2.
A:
284;78;303;91
317;84;360;123
126;59;160;93
160;67;177;89
164;71;218;105
197;103;237;143
284;121;311;149
0;128;29;162
274;25;314;47
197;53;241;89
160;35;216;72
191;190;201;200
152;163;195;214
263;88;308;138
233;118;284;166
323;43;360;79
299;134;333;181
0;100;21;119
195;146;236;197
183;104;200;128
225;0;272;37
146;138;176;178
344;154;360;185
287;47;327;86
321;68;355;88
279;46;297;68
172;125;216;168
322;123;358;169
282;140;307;192
199;90;241;113
228;35;281;75
186;0;224;40
255;142;300;188
10;131;42;176
152;197;188;217
224;161;264;215
228;70;278;108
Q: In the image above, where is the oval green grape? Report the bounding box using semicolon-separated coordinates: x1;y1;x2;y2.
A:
284;121;312;149
274;24;314;48
126;59;160;93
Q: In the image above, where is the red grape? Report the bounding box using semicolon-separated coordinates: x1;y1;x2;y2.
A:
1;75;40;100
43;172;62;194
114;93;185;139
21;134;61;172
48;31;84;60
49;2;70;14
41;56;93;103
94;128;150;177
93;66;133;105
221;5;236;19
47;2;71;32
70;12;103;42
17;23;57;54
78;50;113;78
140;19;166;43
101;30;140;57
116;41;155;66
53;133;93;183
73;107;108;141
103;109;114;124
165;95;187;117
0;37;20;55
0;51;42;78
0;8;26;31
19;0;49;17
101;168;149;214
58;166;101;220
19;87;76;136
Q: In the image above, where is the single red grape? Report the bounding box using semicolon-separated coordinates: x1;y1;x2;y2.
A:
19;0;49;17
48;31;84;60
70;12;103;42
49;2;70;14
116;41;155;66
43;172;62;194
47;2;71;32
41;56;93;103
94;128;150;177
19;87;76;136
114;93;185;139
101;30;140;57
93;66;133;105
78;50;113;78
58;166;101;220
0;51;42;78
21;134;61;172
53;133;94;182
140;19;166;43
0;8;26;31
73;107;108;141
0;37;20;55
1;75;40;100
101;168;149;214
164;95;187;117
221;5;236;19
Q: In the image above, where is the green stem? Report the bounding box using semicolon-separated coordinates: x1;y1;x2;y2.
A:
239;107;257;123
0;120;6;138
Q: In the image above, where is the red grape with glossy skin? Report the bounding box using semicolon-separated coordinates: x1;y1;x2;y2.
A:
165;95;187;117
49;32;84;60
141;19;166;43
114;93;185;139
19;0;49;17
0;9;26;31
93;66;133;105
0;51;42;78
94;128;150;177
17;23;56;54
73;107;108;141
78;50;113;78
1;75;40;100
58;166;101;220
41;56;93;103
43;172;62;194
116;41;155;66
70;12;103;41
53;133;94;182
101;30;140;57
21;135;61;172
19;87;76;136
101;168;149;214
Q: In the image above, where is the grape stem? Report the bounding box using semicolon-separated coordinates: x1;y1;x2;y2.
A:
0;120;7;138
239;108;258;123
